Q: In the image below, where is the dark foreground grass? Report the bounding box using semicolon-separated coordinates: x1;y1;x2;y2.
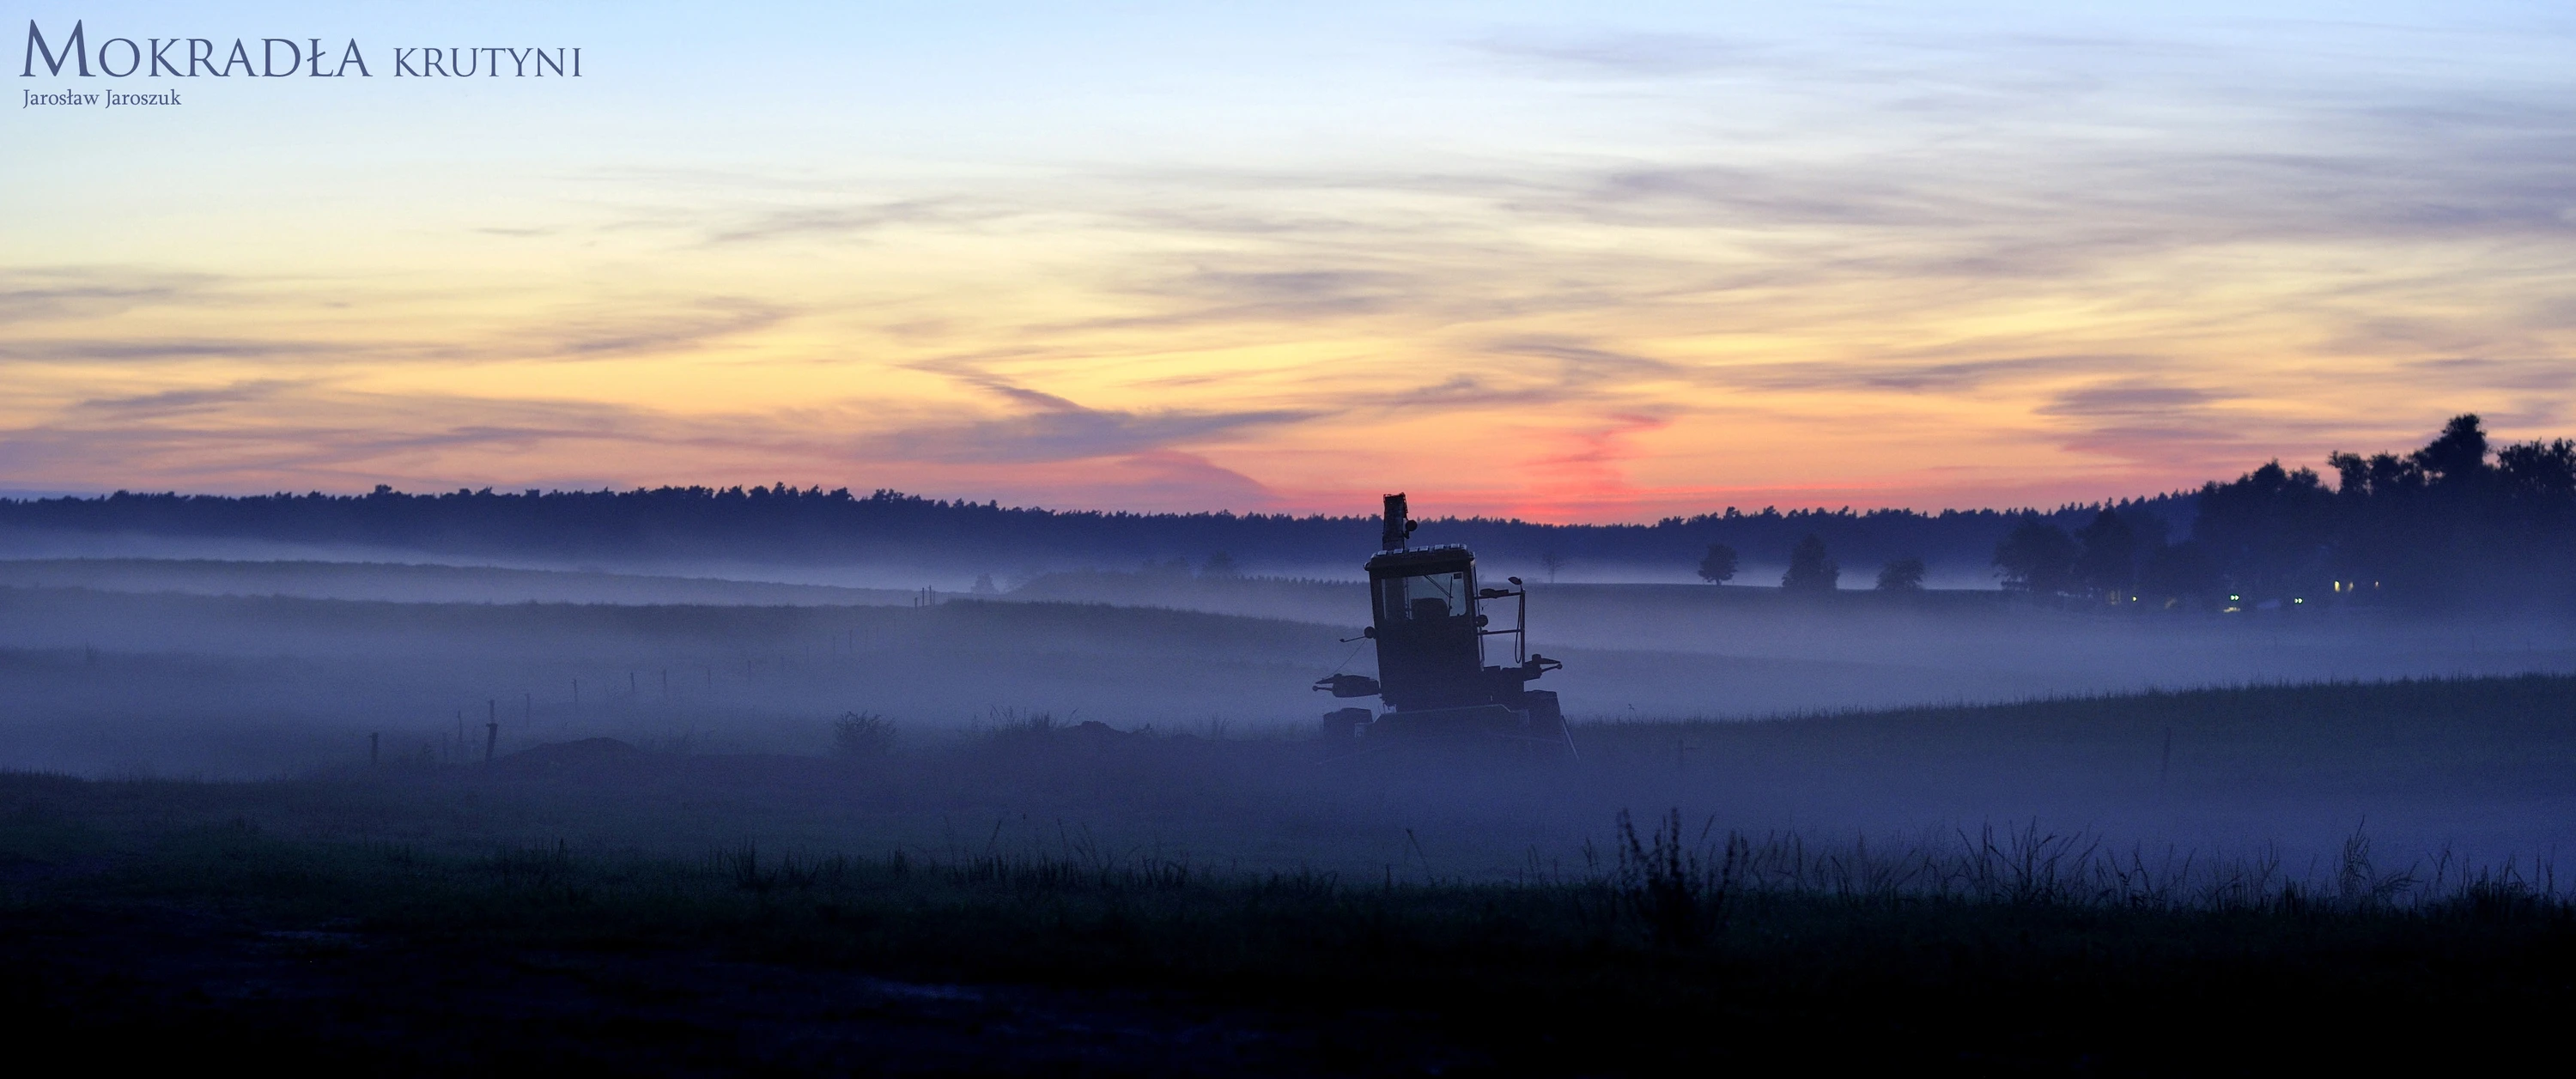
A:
3;776;2570;1076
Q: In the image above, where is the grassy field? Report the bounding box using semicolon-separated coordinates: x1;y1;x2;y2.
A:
6;675;2576;1072
3;767;2567;1074
10;576;2576;778
7;570;2574;1072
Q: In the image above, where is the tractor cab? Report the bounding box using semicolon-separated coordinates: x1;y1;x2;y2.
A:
1315;494;1568;749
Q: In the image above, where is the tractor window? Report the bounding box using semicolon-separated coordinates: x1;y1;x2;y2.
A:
1379;571;1467;622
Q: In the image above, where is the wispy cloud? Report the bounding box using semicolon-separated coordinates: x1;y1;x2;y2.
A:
0;337;344;364
875;364;1323;464
701;197;999;246
2038;381;2224;418
543;298;793;358
1470;30;1774;78
0;297;794;368
75;379;313;416
0;268;229;325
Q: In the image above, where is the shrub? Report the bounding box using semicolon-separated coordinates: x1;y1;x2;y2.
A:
830;711;896;757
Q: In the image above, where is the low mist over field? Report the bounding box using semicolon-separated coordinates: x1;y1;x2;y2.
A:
10;555;2576;765
5;543;2574;876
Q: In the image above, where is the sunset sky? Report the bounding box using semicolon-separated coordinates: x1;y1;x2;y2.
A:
6;1;2573;520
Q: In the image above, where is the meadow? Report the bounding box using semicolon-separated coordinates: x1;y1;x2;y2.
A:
9;557;2576;776
6;558;2574;1070
4;690;2570;1075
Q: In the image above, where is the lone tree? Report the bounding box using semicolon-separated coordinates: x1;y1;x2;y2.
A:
1781;534;1838;593
1540;549;1570;583
1696;543;1739;585
1994;518;2079;594
1875;556;1926;591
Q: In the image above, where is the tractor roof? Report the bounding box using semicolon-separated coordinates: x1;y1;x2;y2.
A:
1364;544;1473;578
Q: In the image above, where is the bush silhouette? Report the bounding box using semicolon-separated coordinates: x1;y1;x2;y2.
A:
1782;535;1838;594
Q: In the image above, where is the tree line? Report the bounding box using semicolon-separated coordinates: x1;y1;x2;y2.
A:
2166;415;2571;611
1690;415;2570;612
0;482;2149;579
5;415;2561;611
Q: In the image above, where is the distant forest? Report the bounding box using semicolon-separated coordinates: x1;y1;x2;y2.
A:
0;481;2177;582
1;415;2565;609
2013;414;2576;613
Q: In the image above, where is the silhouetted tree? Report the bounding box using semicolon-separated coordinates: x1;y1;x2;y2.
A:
1781;534;1838;593
1200;551;1240;577
2496;439;2576;510
2326;444;2432;601
2192;460;2335;605
2306;415;2576;609
2072;509;2144;600
1874;556;1925;591
971;573;999;594
1993;519;2077;595
2138;540;2220;608
1540;550;1569;583
1695;543;1738;585
2414;413;2491;487
2496;438;2576;543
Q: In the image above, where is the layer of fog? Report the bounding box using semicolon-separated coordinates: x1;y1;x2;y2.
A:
4;553;2573;879
0;558;922;607
13;556;2576;725
0;529;1009;592
0;528;1984;591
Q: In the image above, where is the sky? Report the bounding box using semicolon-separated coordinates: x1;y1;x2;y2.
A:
5;1;2573;520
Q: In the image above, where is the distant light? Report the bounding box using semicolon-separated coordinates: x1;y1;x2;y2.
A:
2293;597;2304;604
2229;595;2240;601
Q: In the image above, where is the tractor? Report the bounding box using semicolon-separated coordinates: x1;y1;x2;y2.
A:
1315;494;1570;750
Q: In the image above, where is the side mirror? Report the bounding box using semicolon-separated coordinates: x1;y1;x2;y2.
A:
1361;626;1376;639
1508;576;1522;585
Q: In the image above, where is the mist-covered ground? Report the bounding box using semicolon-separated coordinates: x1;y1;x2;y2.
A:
14;749;2563;1076
8;556;2570;766
6;552;2572;1071
1012;570;2576;713
0;558;921;607
3;555;2574;873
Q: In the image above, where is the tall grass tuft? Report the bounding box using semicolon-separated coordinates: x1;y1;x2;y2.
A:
1614;809;1742;947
